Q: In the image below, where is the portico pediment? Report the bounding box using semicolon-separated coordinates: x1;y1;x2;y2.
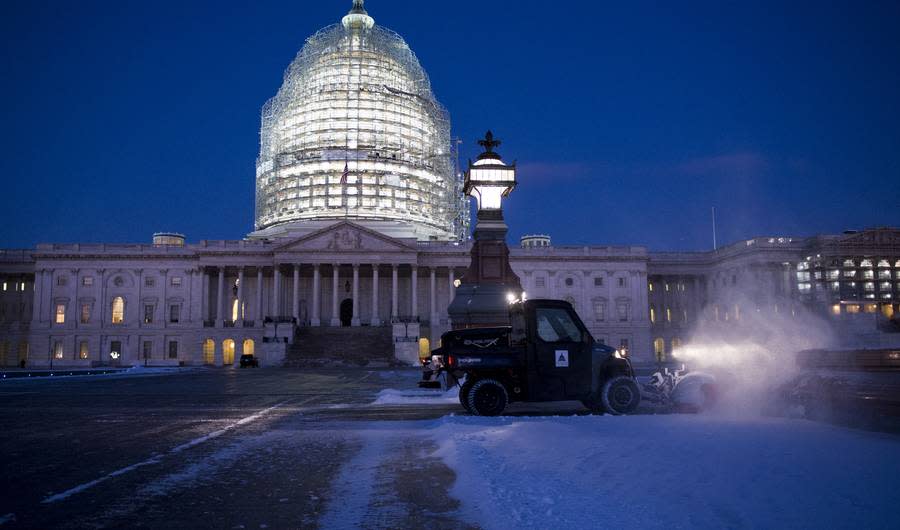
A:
273;221;417;254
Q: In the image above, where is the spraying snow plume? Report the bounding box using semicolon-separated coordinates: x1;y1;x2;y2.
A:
672;294;838;417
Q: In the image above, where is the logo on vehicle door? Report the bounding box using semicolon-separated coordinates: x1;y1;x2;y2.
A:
555;350;569;368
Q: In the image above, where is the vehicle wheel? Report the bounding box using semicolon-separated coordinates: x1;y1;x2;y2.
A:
467;378;508;416
459;379;474;413
601;376;641;415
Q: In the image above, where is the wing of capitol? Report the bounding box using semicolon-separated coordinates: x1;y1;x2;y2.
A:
1;1;899;369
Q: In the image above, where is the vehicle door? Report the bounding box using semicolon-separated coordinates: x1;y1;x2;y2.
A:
530;306;591;399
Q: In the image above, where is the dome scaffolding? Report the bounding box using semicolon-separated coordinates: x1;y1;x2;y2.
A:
254;3;469;241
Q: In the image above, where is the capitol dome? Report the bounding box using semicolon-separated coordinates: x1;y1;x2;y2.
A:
253;1;468;241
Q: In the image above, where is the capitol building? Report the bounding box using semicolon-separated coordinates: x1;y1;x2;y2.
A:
1;2;899;368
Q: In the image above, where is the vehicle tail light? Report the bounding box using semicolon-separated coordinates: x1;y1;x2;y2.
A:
447;355;456;367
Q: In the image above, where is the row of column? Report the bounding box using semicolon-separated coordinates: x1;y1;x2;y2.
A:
208;264;459;327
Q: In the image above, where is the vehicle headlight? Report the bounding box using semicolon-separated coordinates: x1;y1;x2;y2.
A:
431;355;443;366
614;348;628;359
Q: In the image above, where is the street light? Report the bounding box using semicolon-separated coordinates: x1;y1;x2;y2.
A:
464;131;516;211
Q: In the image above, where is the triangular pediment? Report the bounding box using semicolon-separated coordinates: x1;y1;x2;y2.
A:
274;221;417;253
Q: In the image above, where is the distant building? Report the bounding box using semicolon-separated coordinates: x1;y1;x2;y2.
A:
1;3;898;368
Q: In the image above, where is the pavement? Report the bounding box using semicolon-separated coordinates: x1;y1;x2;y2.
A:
0;367;476;529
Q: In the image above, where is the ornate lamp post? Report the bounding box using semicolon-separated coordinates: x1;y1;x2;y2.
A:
447;131;523;329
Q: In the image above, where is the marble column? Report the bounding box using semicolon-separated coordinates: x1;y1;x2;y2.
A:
202;270;210;322
255;268;264;325
31;269;43;323
273;266;281;318
429;267;437;324
292;265;300;324
351;264;360;326
331;264;340;326
410;265;419;320
236;267;245;326
448;267;456;304
391;264;399;321
371;265;380;326
311;264;321;326
215;267;225;327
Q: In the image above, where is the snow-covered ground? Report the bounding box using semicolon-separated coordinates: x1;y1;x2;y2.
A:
424;414;900;529
372;384;900;529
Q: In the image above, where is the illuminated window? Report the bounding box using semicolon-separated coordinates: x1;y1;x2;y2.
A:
665;307;672;322
862;270;874;280
864;282;875;291
796;272;810;282
826;270;839;280
877;260;890;268
202;339;215;364
111;297;125;324
649;306;656;323
843;259;855;267
223;339;235;365
798;283;811;292
846;304;860;314
665;283;670;292
881;282;892;290
860;259;873;268
671;337;682;351
109;341;122;360
843;270;856;278
653;338;665;362
53;341;64;360
864;304;878;313
648;282;653;292
79;341;89;359
55;304;66;324
80;304;91;324
231;299;242;321
1;281;6;291
243;339;255;356
831;304;841;316
879;270;891;280
883;304;895;319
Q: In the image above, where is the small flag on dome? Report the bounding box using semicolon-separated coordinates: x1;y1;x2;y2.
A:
341;161;349;184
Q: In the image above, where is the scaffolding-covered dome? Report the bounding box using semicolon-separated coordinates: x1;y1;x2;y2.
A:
254;1;468;240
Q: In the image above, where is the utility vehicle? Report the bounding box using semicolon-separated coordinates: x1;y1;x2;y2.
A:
420;299;641;416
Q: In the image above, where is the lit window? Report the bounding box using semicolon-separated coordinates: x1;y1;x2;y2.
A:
665;307;672;322
879;270;891;279
202;339;215;364
648;282;653;292
883;304;895;318
877;260;890;268
82;277;93;287
862;270;874;280
80;304;91;324
55;304;66;324
649;306;656;323
861;259;873;268
846;304;860;314
20;282;25;291
826;270;839;280
830;304;841;316
798;283;811;292
843;270;856;278
111;297;125;324
864;282;875;291
671;338;682;351
171;277;182;287
864;304;878;313
53;341;64;360
665;283;670;292
79;341;89;360
1;282;6;291
843;259;855;267
653;338;665;361
881;282;892;290
796;272;810;282
109;341;122;360
243;339;254;356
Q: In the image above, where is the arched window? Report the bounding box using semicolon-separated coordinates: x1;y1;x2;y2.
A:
202;339;215;364
242;339;255;356
649;306;656;323
223;339;235;365
671;337;682;352
653;338;665;362
418;337;431;361
111;296;125;324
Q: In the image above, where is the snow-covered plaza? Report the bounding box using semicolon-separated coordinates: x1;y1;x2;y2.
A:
1;367;898;529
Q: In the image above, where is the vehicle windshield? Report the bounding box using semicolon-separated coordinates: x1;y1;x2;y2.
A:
535;307;583;343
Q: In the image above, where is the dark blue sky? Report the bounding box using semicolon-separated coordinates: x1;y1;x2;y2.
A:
2;0;898;250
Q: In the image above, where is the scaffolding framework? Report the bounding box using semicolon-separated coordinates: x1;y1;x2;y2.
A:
255;5;469;240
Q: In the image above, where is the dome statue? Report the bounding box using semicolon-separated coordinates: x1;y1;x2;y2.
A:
252;1;469;241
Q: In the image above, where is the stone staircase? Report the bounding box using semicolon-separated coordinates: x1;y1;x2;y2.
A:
283;326;397;368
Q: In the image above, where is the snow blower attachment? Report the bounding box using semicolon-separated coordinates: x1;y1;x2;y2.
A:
419;299;641;415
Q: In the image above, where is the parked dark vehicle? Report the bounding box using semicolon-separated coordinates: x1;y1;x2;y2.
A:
239;354;259;368
420;299;640;416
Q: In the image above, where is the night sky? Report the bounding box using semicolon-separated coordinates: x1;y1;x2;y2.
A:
2;0;898;251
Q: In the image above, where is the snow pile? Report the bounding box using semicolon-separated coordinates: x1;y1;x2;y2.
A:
428;414;900;529
372;385;459;405
672;295;837;416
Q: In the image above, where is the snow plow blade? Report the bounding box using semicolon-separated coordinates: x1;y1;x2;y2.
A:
418;380;442;389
